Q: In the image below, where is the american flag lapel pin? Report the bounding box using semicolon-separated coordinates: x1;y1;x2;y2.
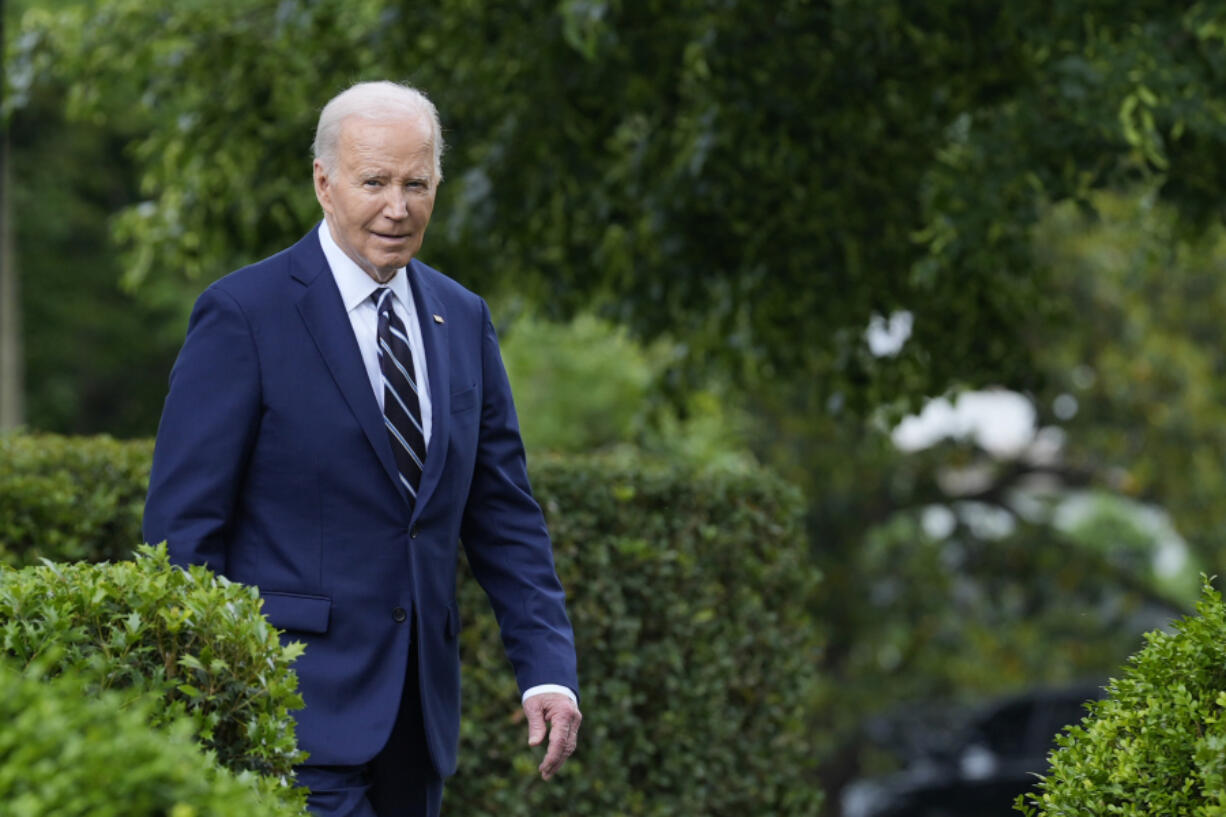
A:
433;314;445;324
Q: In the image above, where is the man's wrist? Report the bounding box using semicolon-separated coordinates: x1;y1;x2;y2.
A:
522;684;578;706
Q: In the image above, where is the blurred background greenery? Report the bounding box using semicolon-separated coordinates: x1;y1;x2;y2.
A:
7;0;1226;812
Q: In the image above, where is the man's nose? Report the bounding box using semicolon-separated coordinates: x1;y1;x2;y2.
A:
383;187;409;218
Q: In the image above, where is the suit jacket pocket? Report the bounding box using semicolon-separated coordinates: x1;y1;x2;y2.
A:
450;384;477;414
260;590;332;634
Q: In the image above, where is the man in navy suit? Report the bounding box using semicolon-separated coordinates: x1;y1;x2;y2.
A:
144;81;582;817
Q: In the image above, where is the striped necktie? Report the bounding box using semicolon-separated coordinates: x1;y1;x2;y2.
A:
374;288;427;502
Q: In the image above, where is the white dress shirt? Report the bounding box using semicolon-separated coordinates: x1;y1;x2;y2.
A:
316;221;576;708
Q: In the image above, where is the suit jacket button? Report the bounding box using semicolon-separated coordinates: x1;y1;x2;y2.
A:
392;607;407;623
410;526;419;539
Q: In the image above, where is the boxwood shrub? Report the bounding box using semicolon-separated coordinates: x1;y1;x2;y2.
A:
1018;581;1226;816
0;659;305;817
1;434;825;814
0;544;306;811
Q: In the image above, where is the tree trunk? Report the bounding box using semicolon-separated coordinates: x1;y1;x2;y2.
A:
0;0;24;430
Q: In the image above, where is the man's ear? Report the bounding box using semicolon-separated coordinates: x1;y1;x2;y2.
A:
313;159;332;214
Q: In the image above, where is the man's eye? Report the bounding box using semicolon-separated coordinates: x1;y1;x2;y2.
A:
364;179;382;187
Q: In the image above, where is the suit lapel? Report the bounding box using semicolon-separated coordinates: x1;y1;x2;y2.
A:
407;259;450;523
289;231;403;496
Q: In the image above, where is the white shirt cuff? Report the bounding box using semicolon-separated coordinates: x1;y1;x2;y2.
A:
522;683;578;706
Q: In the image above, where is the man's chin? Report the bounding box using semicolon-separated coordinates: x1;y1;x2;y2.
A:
359;254;412;281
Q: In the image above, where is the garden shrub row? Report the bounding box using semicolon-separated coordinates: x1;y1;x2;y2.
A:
0;433;827;815
0;659;304;817
0;432;151;565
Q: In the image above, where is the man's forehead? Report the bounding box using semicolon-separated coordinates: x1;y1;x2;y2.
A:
339;113;432;143
336;116;434;171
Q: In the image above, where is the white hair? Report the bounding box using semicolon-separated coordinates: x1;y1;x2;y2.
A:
313;81;445;182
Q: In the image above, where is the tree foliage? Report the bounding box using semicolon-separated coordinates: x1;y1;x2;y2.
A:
1032;192;1226;578
14;1;1226;407
5;3;176;436
500;311;754;468
751;189;1226;799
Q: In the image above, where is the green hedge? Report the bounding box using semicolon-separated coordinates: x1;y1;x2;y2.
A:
1018;581;1226;816
0;659;304;817
0;545;306;812
0;432;151;565
453;454;826;816
0;433;825;815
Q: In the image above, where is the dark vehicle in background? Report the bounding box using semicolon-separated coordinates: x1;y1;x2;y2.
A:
841;685;1104;817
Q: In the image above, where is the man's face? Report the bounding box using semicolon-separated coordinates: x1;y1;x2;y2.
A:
314;115;438;282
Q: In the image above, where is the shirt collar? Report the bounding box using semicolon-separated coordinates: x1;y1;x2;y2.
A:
317;219;412;313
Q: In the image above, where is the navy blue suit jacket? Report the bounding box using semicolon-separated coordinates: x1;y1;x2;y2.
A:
143;227;578;775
